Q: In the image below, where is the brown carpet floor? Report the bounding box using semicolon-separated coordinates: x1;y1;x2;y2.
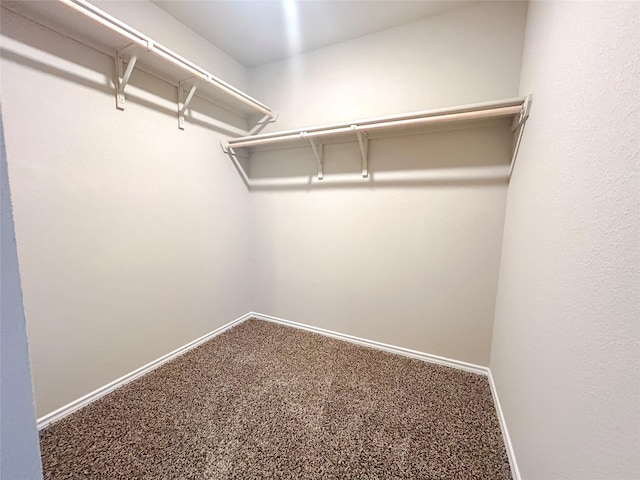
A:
39;319;512;479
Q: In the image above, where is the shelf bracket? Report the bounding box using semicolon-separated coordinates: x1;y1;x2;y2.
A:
355;128;369;178
305;134;324;180
249;113;279;136
221;142;250;189
178;81;198;130
509;94;533;177
115;47;137;110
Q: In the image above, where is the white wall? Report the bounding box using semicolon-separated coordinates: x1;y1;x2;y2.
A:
250;1;527;131
1;108;43;479
247;1;528;365
1;4;252;416
490;2;640;479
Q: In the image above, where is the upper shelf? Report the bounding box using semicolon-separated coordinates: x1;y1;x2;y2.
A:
2;0;275;127
222;96;532;184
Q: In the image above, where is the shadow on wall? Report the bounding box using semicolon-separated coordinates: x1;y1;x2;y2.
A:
2;6;516;192
0;7;247;136
244;121;513;190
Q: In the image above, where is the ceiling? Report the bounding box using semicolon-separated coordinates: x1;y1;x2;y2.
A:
152;1;473;68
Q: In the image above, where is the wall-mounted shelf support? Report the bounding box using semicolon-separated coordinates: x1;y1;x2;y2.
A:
115;46;137;110
306;135;324;180
249;113;280;136
178;80;198;130
221;143;250;188
509;94;533;176
355;129;369;178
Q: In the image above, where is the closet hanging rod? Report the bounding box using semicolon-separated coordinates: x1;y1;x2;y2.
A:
228;97;525;143
227;103;523;149
57;0;273;117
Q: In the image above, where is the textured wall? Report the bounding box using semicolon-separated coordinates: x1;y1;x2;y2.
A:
490;2;640;479
1;4;253;417
247;1;528;366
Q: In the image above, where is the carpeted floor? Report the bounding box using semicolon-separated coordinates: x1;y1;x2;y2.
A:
39;319;512;479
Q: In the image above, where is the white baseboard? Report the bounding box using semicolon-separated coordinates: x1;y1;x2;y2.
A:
37;310;520;480
36;312;253;430
249;312;489;376
487;369;521;480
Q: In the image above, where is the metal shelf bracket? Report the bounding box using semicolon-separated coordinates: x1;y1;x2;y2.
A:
304;133;324;180
509;94;533;176
249;113;279;136
115;46;137;110
178;80;198;130
355;128;369;178
221;142;250;189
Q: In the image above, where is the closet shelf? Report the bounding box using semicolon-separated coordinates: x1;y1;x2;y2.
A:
222;96;532;185
2;0;276;132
